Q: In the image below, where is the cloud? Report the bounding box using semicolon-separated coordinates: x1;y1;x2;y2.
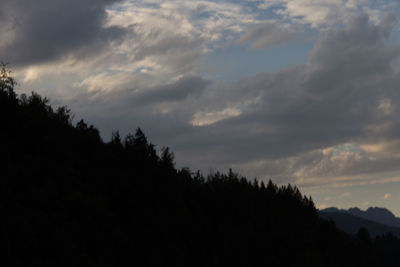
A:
161;12;400;186
191;107;242;126
4;0;400;189
238;22;298;49
126;76;211;106
28;11;400;189
377;98;393;116
272;0;398;28
70;12;400;189
2;0;397;70
8;0;271;97
0;0;125;66
101;0;262;78
342;192;351;197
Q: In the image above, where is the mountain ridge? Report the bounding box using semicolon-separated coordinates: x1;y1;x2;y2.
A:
320;206;400;228
319;211;400;238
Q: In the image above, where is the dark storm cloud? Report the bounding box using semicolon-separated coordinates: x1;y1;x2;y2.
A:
0;0;125;66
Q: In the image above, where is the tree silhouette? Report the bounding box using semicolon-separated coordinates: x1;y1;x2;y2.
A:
357;227;372;244
0;61;17;98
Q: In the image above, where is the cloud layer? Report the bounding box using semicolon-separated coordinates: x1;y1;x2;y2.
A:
2;0;400;189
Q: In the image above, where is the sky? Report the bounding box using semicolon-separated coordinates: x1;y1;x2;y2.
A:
2;0;400;215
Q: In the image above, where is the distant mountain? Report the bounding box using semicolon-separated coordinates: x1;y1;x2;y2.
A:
321;207;400;228
349;207;400;228
319;211;400;238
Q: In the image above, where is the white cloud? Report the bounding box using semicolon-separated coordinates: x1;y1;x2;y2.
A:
191;107;242;126
260;0;399;28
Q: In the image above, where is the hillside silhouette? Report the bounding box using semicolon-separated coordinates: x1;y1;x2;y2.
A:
1;62;400;266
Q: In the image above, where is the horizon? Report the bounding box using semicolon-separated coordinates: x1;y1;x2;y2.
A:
2;0;400;216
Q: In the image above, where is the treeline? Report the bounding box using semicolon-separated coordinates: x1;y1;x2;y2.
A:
0;63;399;266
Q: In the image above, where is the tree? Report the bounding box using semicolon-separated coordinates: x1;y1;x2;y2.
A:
133;128;148;148
0;61;17;99
260;181;266;191
55;106;73;125
111;131;122;146
133;128;157;161
266;179;277;195
357;227;372;244
160;147;175;170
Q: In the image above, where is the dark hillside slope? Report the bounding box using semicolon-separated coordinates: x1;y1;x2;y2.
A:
0;65;393;266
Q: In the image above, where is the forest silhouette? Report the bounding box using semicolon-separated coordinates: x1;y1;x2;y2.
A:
1;62;400;266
